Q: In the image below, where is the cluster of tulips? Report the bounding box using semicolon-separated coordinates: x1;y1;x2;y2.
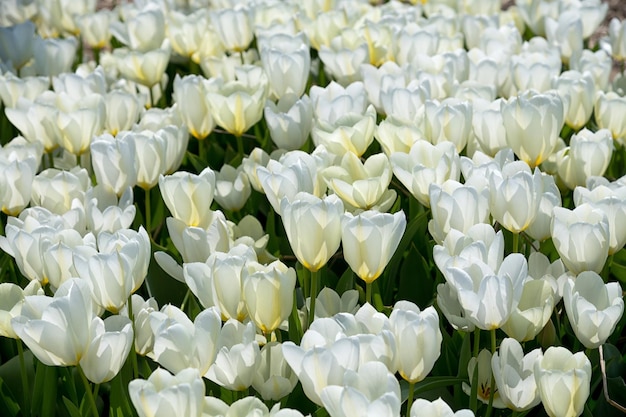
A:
1;0;626;416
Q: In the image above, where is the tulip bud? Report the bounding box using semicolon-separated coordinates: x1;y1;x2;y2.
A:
264;94;313;151
563;271;624;349
551;204;610;274
390;140;461;207
341;210;406;284
389;302;442;384
252;342;298;401
280;193;343;272
243;260;296;334
501;90;564;168
534;347;592;417
129;368;205;417
491;338;542;411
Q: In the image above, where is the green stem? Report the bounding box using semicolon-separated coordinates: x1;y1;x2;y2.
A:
406;381;415;417
473;328;481;357
236;135;244;157
144;188;152;235
180;288;191;312
308;269;320;327
239;51;245;66
485;329;497;417
93;47;101;65
512;232;520;254
127;295;139;379
149;86;156;108
16;340;30;416
78;365;99;417
47;151;54;169
366;281;372;306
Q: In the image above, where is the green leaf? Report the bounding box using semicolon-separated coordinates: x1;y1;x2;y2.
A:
0;377;20;417
397;245;434;309
400;376;465;402
335;268;355;295
39;363;58;417
61;396;82;417
384;209;429;301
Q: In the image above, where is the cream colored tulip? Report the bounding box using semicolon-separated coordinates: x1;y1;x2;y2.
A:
501;91;564;168
323;152;395;211
563;271;624;349
534;347;591;417
280;193;343;272
206;66;268;137
502;279;555;342
551;204;610;274
491;338;542;411
390;140;461;207
243;260;296;334
341;210;406;284
264;94;313;151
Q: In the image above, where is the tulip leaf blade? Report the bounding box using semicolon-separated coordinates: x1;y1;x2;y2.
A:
61;396;82;417
400;376;465;402
336;268;355;295
0;377;20;417
397;245;434;309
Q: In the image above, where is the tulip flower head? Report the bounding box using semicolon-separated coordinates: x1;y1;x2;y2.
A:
534;346;592;417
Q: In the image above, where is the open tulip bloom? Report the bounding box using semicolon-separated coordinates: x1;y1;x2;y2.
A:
3;1;626;416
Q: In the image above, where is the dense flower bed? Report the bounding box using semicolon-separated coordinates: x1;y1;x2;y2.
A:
0;0;625;416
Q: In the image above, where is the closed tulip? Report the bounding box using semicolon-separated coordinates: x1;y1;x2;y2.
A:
563;271;624;349
574;182;626;254
110;3;165;53
264;93;313;151
491;338;542;411
280;193;343;272
129;368;205;417
374;116;422;156
424;98;473;153
211;6;253;53
552;71;595;130
0;281;43;339
411;398;475;417
243;260;296;334
501;91;564;168
172;74;217;140
260;34;310;99
11;279;98;367
534;347;592;417
0;155;38;216
114;44;171;89
104;90;142;136
390;141;461;207
312;105;377;157
90;133;137;196
0;72;48;108
206;319;260;391
149;305;221;376
206;66;268;137
502;279;555;342
159;168;215;228
428;180;490;244
320;361;401;417
556;129;613;190
282;337;360;406
489;161;544;234
389;301;442;384
341;210;406;284
595;91;626;145
214;164;251;212
80;315;134;383
551;204;610;274
446;254;526;330
252;342;298;401
31;167;90;215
